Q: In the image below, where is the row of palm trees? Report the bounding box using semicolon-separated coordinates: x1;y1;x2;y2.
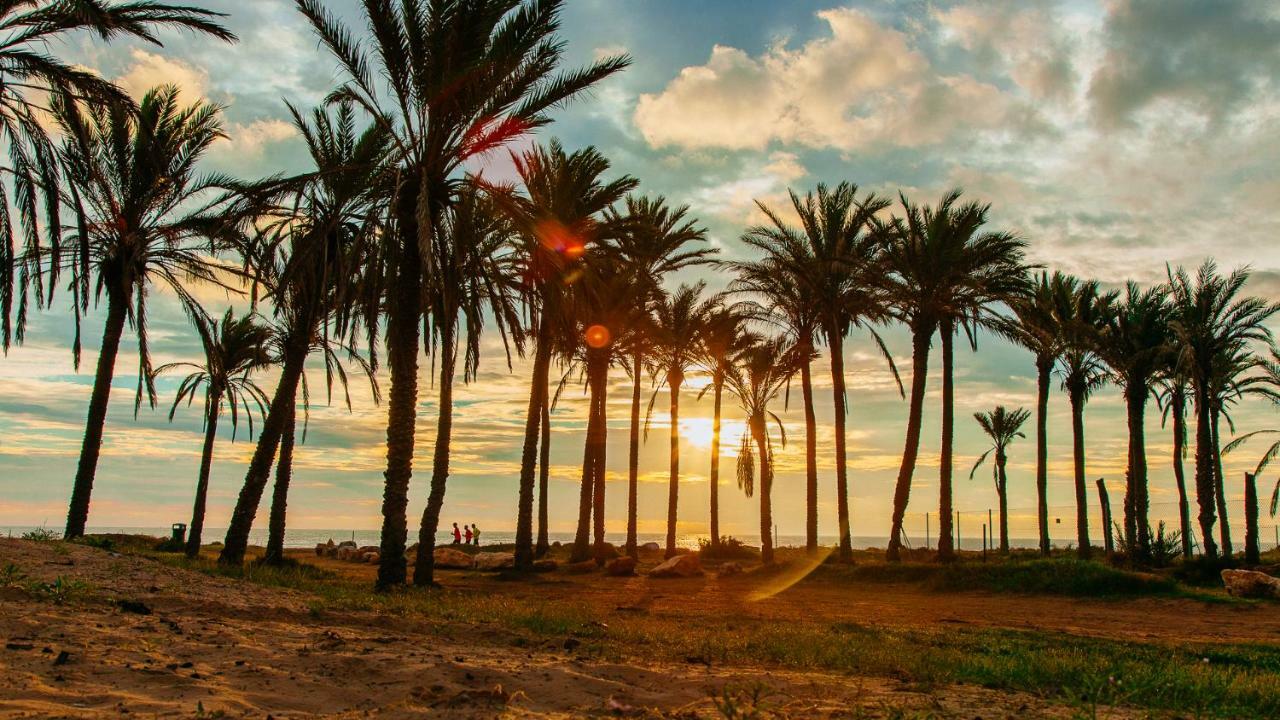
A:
2;2;1278;589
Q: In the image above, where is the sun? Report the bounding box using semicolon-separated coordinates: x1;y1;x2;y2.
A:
679;417;746;452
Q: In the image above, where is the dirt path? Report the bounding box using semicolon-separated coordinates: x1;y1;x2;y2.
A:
0;539;1263;718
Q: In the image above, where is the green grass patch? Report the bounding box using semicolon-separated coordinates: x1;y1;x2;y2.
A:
833;557;1190;598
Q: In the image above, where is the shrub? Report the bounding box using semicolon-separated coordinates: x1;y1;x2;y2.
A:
20;527;59;542
699;536;758;561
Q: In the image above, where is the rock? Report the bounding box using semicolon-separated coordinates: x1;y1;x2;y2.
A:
315;540;334;556
594;543;621;560
363;552;380;564
649;553;703;578
473;552;516;571
433;547;474;569
336;546;357;561
337;540;357;549
640;542;661;551
116;599;151;615
357;546;379;555
532;559;558;572
717;561;744;577
1222;569;1280;599
565;560;597;574
606;556;636;577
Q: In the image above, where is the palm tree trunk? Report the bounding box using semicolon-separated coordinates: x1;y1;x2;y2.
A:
536;390;551;558
1069;383;1091;558
591;358;609;564
1245;472;1260;565
1034;356;1052;555
516;319;552;569
1192;385;1219;558
709;370;723;551
996;450;1009;553
800;348;818;554
1126;382;1151;557
219;342;309;566
263;397;297;566
185;389;222;558
665;371;683;559
572;360;603;563
1211;407;1232;557
375;230;424;588
753;419;774;565
413;318;457;587
626;349;642;559
887;322;934;562
937;319;956;561
65;286;129;538
829;328;853;562
1170;388;1193;558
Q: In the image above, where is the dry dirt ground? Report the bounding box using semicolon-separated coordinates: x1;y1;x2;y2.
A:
0;538;1274;718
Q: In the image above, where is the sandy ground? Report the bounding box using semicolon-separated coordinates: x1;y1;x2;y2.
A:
0;538;1272;718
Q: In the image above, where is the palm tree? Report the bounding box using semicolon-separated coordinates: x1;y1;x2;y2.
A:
970;406;1030;554
884;190;1027;562
219;101;391;566
695;304;757;553
504;141;636;570
1205;344;1274;556
0;1;234;352
155;309;272;558
725;337;794;565
1097;282;1170;557
607;195;711;558
411;183;524;585
998;271;1069;555
42;86;241;538
1224;350;1280;520
728;257;820;553
295;0;629;589
649;282;716;558
1054;278;1114;559
744;183;897;563
1167;261;1279;558
1156;371;1195;557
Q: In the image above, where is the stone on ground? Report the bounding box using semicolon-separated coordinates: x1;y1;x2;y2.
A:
1222;569;1280;599
649;553;703;578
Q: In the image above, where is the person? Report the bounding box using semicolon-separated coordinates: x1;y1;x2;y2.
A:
451;523;461;545
464;524;473;545
471;524;481;547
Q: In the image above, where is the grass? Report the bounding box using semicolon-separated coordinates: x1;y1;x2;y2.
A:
132;548;1279;718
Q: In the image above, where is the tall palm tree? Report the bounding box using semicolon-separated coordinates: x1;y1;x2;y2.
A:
696;304;756;552
744;183;897;563
725;337;794;565
649;282;716;558
1167;261;1279;558
1097;282;1170;557
219;101;391;566
295;0;629;589
728;256;820;552
155;309;272;558
1224;350;1280;520
1;1;234;352
1157;371;1195;557
43;86;241;538
998;271;1069;555
1054;278;1114;559
1205;344;1274;556
411;183;524;585
884;190;1027;562
504;141;636;570
607;195;711;558
970;406;1030;554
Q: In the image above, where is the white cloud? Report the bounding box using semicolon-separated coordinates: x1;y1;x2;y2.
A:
115;49;209;102
634;8;1025;152
211;119;297;159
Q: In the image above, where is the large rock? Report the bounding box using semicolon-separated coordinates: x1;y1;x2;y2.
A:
717;561;744;577
315;540;335;557
606;556;636;577
649;553;703;578
473;552;516;571
433;547;474;569
1222;569;1280;599
640;542;661;552
336;546;358;561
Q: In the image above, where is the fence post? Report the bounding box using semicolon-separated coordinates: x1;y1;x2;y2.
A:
925;513;930;551
982;524;988;562
1245;473;1259;565
956;511;961;554
1096;478;1114;556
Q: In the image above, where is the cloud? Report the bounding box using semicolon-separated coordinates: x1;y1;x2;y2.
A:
1088;0;1280;128
633;8;1026;152
690;151;807;224
115;48;209;101
932;1;1078;102
211;118;297;159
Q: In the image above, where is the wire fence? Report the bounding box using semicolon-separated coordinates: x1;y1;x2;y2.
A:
896;500;1280;553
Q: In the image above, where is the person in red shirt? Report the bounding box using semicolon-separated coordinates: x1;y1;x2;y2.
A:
451;523;462;545
464;524;473;545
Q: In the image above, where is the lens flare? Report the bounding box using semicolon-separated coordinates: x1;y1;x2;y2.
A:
745;546;835;603
585;324;611;349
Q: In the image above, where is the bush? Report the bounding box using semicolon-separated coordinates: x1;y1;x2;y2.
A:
699;536;758;561
72;535;115;552
20;527;59;542
1113;521;1183;568
842;557;1179;597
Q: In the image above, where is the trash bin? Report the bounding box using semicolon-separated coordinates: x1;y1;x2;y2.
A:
171;523;187;544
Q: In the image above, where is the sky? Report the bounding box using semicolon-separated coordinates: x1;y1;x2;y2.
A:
2;0;1279;546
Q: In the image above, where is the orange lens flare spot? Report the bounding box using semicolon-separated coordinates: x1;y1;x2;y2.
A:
534;218;586;259
585;324;611;349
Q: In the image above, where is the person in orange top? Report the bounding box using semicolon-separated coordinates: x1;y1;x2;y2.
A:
451;523;462;545
464;524;473;545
